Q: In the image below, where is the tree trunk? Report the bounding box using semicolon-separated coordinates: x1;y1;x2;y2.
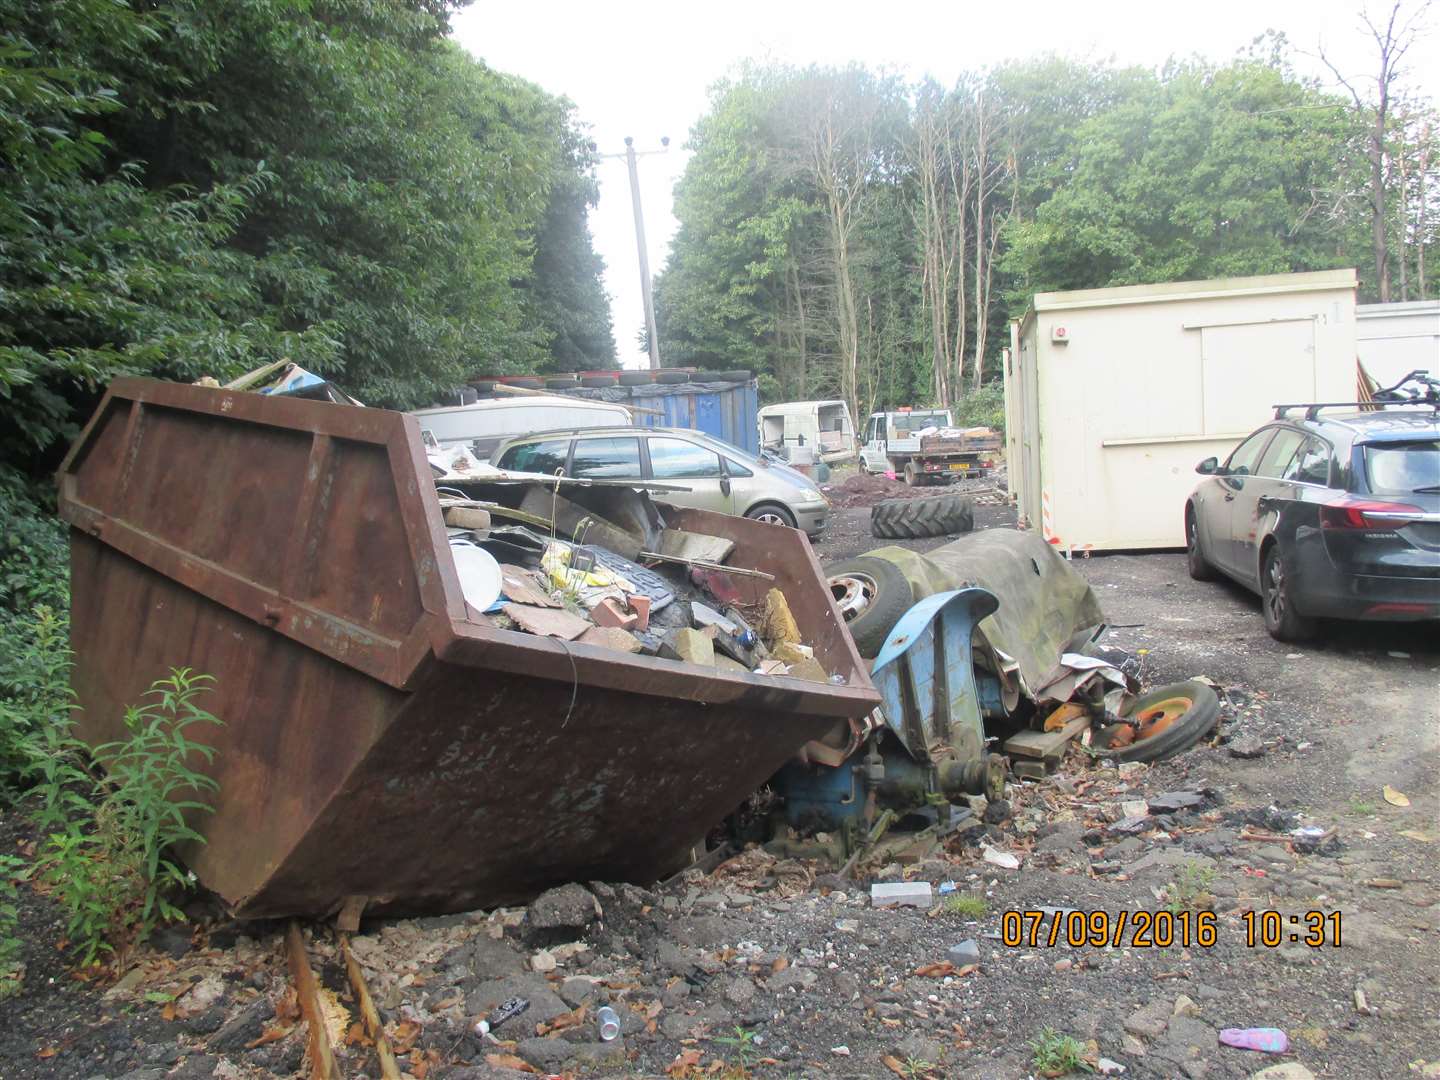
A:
1418;122;1431;298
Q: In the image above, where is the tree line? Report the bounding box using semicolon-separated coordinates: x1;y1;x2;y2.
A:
653;19;1438;424
0;0;615;680
0;0;614;481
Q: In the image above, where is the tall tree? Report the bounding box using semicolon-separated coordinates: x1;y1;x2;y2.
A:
1318;0;1431;302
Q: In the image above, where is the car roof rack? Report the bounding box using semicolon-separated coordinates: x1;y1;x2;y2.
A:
1273;401;1384;420
1276;371;1439;420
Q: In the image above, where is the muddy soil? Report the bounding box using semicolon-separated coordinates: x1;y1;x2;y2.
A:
1;510;1436;1080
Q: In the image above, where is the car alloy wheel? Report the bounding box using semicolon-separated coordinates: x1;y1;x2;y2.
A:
1261;545;1316;642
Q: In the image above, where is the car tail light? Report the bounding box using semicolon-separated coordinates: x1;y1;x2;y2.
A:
1319;497;1424;530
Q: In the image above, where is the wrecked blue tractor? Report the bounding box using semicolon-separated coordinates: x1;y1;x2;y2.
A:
771;587;1009;849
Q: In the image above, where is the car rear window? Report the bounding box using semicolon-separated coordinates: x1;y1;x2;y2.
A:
648;437;723;478
498;438;570;474
1363;440;1440;495
571;437;641;479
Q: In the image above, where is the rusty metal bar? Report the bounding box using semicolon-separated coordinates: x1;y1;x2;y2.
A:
286;922;343;1080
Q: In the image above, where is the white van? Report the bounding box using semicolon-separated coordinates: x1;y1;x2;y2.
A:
410;396;632;458
757;400;856;464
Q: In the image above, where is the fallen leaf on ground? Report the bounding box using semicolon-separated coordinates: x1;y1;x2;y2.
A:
1383;785;1410;807
883;1055;910;1076
389;1019;422;1053
1398;830;1434;842
666;1047;703;1076
485;1052;539;1073
345;1022;372;1047
914;962;956;977
36;1047;58;1059
536;1005;587;1035
245;1025;294;1049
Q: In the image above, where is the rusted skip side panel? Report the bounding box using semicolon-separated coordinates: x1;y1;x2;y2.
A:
58;379;879;918
246;663;836;917
68;535;402;904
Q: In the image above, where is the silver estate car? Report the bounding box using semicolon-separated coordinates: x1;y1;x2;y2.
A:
491;426;829;535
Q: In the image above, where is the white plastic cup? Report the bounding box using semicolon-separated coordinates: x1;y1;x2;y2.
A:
596;1005;620;1041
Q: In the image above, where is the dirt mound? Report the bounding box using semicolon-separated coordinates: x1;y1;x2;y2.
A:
822;471;919;508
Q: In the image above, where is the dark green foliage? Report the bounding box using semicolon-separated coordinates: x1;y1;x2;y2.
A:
0;0;610;470
953;383;1005;433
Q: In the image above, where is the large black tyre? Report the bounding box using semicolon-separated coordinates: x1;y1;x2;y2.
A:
714;369;753;382
826;556;915;658
509;377;543;389
469;379;496;394
1090;680;1221;763
545;376;579;389
871;494;975;539
618;371;653;386
1260;542;1317;642
580;375;617;388
656;370;691;385
1186;505;1218;581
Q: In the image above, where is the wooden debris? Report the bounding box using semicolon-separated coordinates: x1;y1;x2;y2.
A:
285;923;342;1080
1004;715;1090;767
341;935;402;1079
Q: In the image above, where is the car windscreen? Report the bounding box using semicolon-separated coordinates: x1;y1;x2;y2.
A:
1363;440;1440;495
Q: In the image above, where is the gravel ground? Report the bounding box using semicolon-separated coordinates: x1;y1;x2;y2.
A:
2;502;1436;1080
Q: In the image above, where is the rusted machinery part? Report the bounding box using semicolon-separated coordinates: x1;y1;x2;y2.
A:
938;752;1008;804
285;922;343;1080
341;935;402;1080
1089;681;1221;763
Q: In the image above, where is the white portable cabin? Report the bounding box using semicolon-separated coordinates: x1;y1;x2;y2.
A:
1004;269;1359;552
409;396;631;456
757;400;857;464
1356;301;1440;389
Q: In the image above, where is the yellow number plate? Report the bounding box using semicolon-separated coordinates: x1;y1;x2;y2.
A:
949;462;970;470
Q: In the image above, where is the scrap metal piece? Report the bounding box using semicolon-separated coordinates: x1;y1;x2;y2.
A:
870;588;998;765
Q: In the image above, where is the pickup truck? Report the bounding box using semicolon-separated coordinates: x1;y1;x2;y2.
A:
858;408;1001;486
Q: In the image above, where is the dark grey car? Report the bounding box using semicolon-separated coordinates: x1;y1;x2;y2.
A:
1185;407;1440;640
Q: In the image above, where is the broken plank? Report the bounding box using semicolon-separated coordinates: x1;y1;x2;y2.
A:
341;935;401;1080
285;922;342;1080
1004;715;1089;762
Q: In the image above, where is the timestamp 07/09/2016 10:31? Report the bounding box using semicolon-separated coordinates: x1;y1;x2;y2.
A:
1000;909;1342;949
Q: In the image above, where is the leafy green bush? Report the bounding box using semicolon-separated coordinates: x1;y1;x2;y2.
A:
32;669;222;966
1;474;70;697
0;605;73;798
952;382;1005;435
0;852;22;998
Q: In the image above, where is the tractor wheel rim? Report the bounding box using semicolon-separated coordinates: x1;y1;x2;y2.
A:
1127;696;1193;741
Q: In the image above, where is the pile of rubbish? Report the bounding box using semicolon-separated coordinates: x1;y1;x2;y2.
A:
435;478;843;684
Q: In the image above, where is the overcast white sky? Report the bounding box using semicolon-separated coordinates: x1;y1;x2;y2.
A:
452;1;1439;369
